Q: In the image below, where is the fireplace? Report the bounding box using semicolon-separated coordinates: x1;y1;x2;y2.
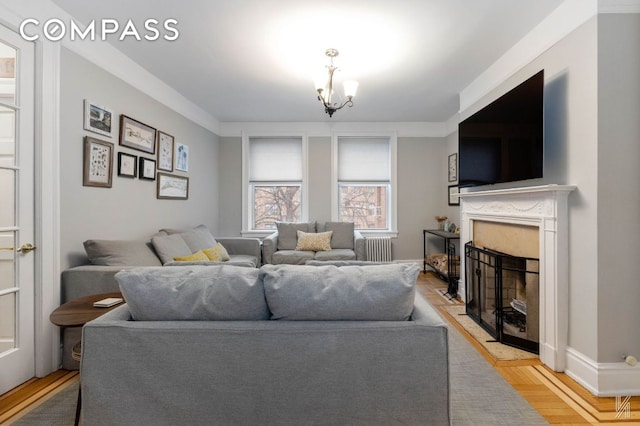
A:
458;184;575;371
465;242;539;353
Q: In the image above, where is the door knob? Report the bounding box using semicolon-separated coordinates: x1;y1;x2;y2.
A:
17;243;36;253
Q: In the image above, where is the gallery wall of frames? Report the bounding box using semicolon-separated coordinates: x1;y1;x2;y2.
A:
82;99;189;199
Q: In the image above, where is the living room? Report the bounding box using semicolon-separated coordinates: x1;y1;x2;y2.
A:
0;0;639;423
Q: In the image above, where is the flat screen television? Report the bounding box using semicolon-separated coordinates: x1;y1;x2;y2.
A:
458;70;544;187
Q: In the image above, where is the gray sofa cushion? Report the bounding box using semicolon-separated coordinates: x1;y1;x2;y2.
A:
83;240;162;267
116;265;269;321
159;224;217;252
276;222;316;250
261;263;418;321
151;234;193;264
313;249;356;261
272;250;315;265
323;222;355;249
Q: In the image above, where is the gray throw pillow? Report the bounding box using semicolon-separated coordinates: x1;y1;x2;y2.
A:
151;234;192;264
323;222;355;249
116;265;270;321
159;224;217;252
275;222;316;250
261;263;418;321
83;240;162;267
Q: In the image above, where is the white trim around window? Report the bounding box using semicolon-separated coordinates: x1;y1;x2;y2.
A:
241;132;309;237
331;132;398;237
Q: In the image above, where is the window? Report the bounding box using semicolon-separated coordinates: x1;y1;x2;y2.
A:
243;135;307;233
333;134;397;234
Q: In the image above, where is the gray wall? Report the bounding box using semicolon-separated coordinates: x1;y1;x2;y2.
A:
59;48;219;270
456;15;640;363
216;135;449;261
596;14;640;362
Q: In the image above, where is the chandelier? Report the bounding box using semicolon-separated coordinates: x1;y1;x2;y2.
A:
315;48;359;117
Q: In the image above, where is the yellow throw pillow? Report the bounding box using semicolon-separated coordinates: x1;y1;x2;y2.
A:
173;250;209;262
203;243;230;262
295;230;333;251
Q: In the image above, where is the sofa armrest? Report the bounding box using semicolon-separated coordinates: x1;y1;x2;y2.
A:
61;265;132;303
216;237;262;266
354;231;366;260
261;232;278;264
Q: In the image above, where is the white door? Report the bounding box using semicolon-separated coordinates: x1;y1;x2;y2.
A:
0;24;36;395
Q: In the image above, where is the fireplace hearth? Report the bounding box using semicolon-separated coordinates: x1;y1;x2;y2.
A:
465;242;540;354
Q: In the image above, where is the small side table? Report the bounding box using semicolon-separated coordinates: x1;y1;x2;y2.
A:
50;292;123;426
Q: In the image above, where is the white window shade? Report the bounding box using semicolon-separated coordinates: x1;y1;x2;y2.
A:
249;137;302;181
338;137;390;181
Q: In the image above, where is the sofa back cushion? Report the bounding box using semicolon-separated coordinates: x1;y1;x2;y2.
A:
261;263;418;321
160;224;218;252
83;240;162;267
151;234;193;264
116;265;270;321
322;222;355;249
276;222;316;250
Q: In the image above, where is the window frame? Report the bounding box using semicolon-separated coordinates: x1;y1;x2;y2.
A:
242;132;308;237
331;132;398;237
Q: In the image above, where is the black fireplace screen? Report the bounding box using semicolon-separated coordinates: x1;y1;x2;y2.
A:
465;242;540;354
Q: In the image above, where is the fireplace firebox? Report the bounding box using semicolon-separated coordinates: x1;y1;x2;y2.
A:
465;242;540;354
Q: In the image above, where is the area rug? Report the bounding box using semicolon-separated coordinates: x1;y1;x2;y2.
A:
442;304;538;361
10;324;547;425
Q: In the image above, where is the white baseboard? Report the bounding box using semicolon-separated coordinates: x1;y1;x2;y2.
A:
565;347;640;396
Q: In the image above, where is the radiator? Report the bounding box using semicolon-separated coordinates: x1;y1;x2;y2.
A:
366;237;392;262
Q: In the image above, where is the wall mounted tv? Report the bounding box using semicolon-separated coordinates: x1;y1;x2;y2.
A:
458;70;544;187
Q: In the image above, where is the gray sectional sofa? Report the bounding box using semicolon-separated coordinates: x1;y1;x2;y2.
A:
60;225;261;369
80;263;451;425
262;221;366;264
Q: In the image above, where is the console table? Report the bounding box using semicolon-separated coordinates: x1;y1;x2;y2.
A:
423;229;460;298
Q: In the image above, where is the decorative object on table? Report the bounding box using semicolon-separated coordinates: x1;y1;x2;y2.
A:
445;221;457;233
315;48;359;118
175;142;189;171
117;152;137;178
119;115;156;154
83;99;113;137
448;184;460;206
157;131;174;171
157;172;189;199
435;215;447;231
139;157;156;180
83;136;113;188
448;153;457;182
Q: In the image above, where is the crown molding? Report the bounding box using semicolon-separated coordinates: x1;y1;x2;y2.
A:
1;0;220;135
218;121;448;138
459;0;598;114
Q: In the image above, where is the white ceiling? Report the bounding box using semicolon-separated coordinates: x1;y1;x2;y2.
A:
51;0;565;123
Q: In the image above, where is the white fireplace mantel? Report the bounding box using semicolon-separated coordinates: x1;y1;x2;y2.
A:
458;184;576;371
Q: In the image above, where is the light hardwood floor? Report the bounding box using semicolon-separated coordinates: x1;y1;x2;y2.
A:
1;272;638;424
417;271;640;425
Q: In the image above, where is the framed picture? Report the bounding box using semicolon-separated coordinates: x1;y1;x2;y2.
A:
448;153;458;182
157;131;175;171
175;142;189;172
83;136;113;188
119;115;157;154
448;184;460;206
139;157;157;180
84;99;113;137
157;172;189;200
117;152;137;178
